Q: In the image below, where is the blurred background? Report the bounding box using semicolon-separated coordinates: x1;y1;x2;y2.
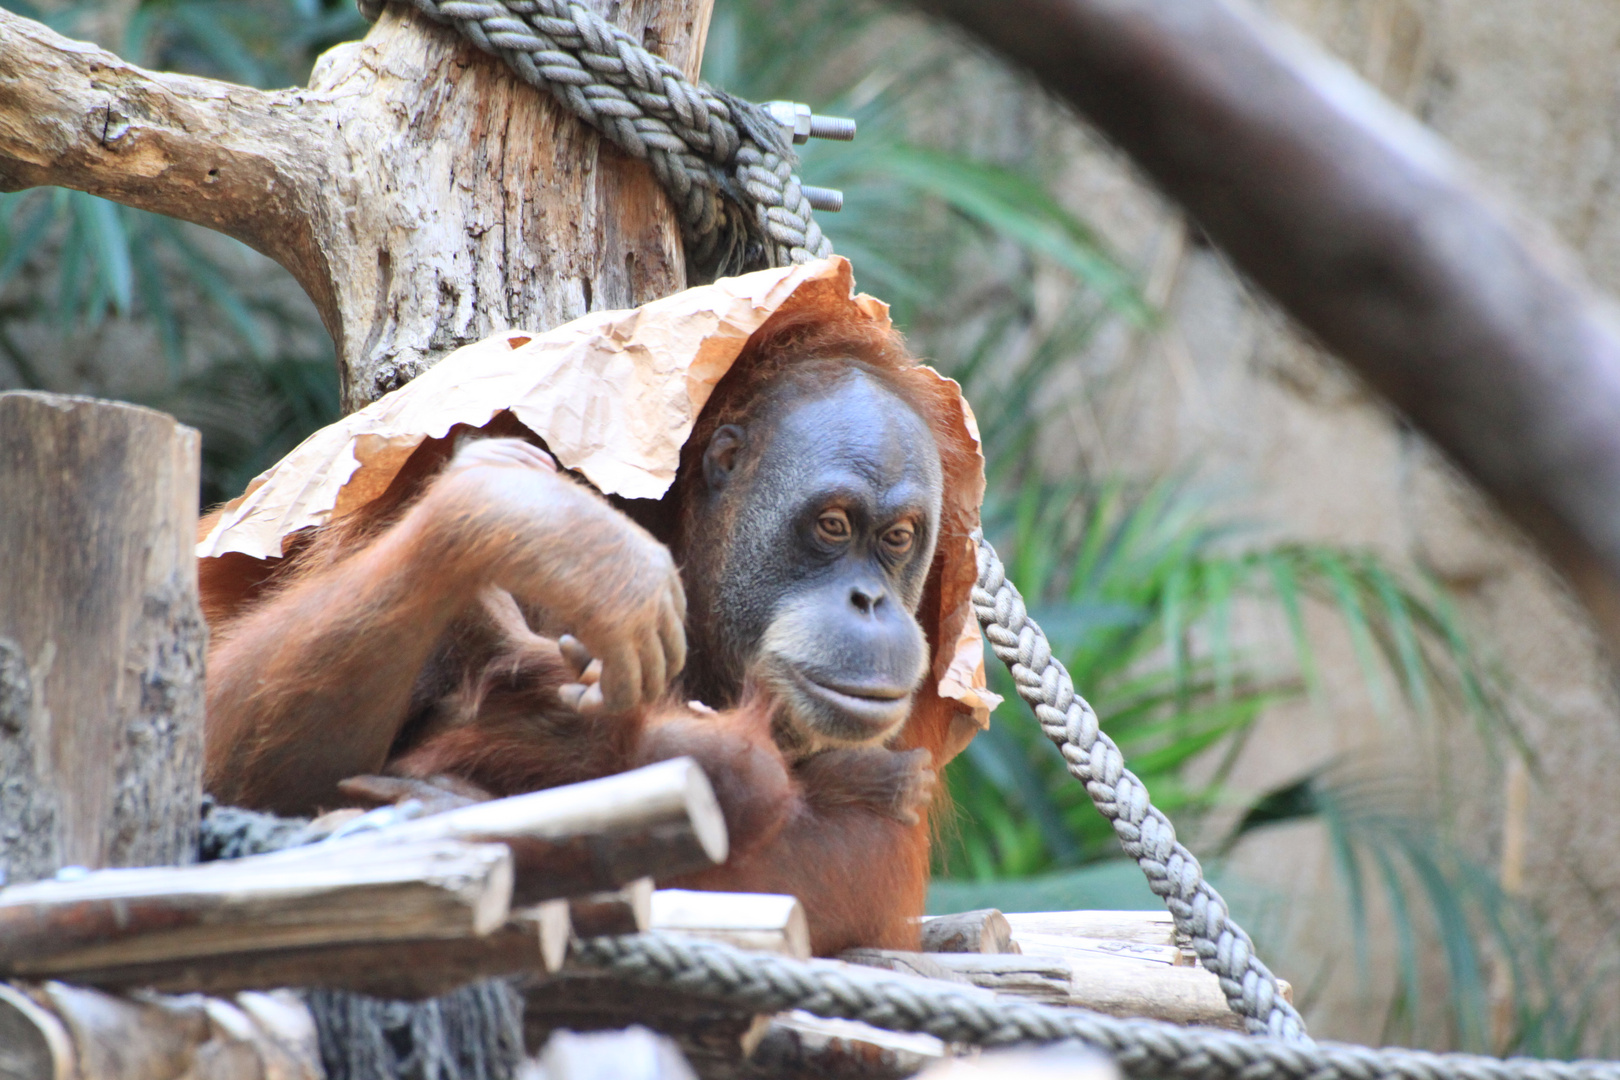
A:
4;0;1618;1055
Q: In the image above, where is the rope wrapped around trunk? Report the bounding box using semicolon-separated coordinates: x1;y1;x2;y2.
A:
358;0;832;281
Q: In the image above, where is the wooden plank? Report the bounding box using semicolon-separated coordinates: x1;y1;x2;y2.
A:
0;839;513;975
570;879;654;937
999;910;1178;946
918;909;1017;954
35;897;569;1000
842;949;1244;1031
650;890;811;959
361;758;728;903
0;392;205;886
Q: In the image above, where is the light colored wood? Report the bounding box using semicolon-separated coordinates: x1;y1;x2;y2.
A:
33;982;322;1080
53;896;569;997
842;949;1245;1031
527;898;573;974
0;392;205;887
570;878;654;938
650;889;811;959
0;982;73;1080
1000;910;1178;947
360;757;728;903
66;920;552;999
0;839;512;975
1000;910;1191;967
918;909;1018;954
0;0;714;411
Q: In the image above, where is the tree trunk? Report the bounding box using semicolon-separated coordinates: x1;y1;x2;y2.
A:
0;393;205;886
0;0;713;411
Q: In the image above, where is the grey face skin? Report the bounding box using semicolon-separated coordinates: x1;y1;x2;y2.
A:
684;368;945;749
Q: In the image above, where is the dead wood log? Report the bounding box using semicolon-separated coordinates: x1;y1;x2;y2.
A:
55;901;569;1000
0;839;513;977
0;981;322;1080
649;889;811;960
0;392;205;888
0;0;712;410
910;0;1620;651
570;879;654;938
842;948;1246;1031
1001;910;1191;967
918;909;1017;955
360;757;729;904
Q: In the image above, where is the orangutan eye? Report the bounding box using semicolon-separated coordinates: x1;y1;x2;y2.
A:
882;524;915;555
816;510;851;542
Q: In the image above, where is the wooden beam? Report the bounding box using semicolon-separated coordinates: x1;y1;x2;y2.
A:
570;879;654;938
650;890;811;960
360;757;729;903
0;839;513;976
919;909;1018;955
843;948;1246;1031
0;392;204;887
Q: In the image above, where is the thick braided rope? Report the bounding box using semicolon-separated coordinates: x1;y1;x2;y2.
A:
359;0;831;278
577;934;1620;1080
972;533;1307;1040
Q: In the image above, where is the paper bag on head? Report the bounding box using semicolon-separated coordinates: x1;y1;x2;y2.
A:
198;256;998;762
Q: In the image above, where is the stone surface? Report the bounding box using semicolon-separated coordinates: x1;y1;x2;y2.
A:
1036;0;1620;1048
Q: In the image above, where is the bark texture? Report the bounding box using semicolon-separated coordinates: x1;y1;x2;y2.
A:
0;392;204;886
0;0;711;410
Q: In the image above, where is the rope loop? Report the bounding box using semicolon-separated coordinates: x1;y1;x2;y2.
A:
972;531;1309;1041
359;0;832;281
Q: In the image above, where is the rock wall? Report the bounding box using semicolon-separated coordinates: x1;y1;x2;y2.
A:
1043;0;1620;1049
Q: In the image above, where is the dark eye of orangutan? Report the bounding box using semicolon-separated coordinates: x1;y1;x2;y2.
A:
816;509;851;543
882;523;915;556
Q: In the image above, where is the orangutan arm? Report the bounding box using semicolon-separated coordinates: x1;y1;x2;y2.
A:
204;439;685;815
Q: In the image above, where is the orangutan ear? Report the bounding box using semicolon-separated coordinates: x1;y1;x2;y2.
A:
703;424;746;491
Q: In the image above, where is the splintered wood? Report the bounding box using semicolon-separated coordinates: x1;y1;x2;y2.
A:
864;908;1270;1031
0;759;724;1000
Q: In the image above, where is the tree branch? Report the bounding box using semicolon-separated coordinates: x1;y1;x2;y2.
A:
914;0;1620;649
0;8;324;301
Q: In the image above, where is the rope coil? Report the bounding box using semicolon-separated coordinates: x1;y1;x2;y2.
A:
359;0;832;280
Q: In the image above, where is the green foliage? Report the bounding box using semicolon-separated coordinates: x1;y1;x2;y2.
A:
933;475;1517;880
0;0;350;485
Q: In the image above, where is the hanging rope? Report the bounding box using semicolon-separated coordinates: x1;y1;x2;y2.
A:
357;0;832;281
357;0;1304;1037
575;933;1620;1080
972;532;1306;1040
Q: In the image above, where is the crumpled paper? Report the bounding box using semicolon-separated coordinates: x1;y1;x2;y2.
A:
198;256;999;745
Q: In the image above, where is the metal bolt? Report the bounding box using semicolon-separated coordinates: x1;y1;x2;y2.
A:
765;101;858;145
803;186;844;213
808;115;857;141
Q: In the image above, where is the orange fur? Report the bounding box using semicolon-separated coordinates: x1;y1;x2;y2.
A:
200;328;965;955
